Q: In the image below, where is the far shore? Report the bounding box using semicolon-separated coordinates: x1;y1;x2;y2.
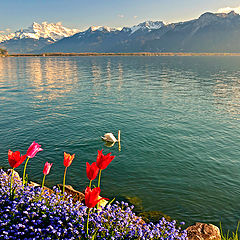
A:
3;52;240;57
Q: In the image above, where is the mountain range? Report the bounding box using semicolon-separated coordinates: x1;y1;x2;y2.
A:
0;22;79;53
1;11;240;53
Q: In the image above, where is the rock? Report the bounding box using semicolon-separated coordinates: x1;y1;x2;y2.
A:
138;211;172;224
7;169;21;182
57;185;108;208
29;181;54;195
28;181;41;187
124;196;143;212
186;222;221;240
97;196;108;209
57;184;85;203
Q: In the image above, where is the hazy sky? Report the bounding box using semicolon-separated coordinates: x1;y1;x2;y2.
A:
0;0;240;33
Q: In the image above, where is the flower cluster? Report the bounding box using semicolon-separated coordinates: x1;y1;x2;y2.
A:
0;170;187;239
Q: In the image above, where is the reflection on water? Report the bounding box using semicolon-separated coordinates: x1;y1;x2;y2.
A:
106;60;111;90
117;63;123;92
0;56;240;231
213;71;240;119
0;58;18;81
27;58;79;102
91;60;102;98
104;141;115;148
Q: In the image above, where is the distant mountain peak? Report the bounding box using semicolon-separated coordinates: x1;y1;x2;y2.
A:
217;10;239;18
0;22;80;43
2;10;240;54
130;20;165;34
198;12;218;20
199;10;239;20
87;26;122;32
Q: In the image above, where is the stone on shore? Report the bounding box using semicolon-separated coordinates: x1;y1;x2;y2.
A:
29;181;54;195
7;169;21;181
57;184;85;203
187;222;221;240
57;184;108;208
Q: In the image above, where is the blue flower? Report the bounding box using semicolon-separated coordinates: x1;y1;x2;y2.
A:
0;170;187;239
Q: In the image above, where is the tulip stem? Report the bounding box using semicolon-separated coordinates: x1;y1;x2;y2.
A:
89;180;92;188
10;168;15;196
97;169;102;188
22;157;30;187
86;208;91;236
63;167;67;200
97;169;102;209
41;174;46;196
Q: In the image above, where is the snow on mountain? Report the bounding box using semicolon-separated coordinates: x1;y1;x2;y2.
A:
130;21;165;34
0;33;15;43
2;11;240;53
75;21;163;38
75;26;122;39
88;26;122;32
0;22;80;43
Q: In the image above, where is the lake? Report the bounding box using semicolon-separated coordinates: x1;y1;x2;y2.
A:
0;56;239;231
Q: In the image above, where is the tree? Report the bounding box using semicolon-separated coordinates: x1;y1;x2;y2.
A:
0;48;8;55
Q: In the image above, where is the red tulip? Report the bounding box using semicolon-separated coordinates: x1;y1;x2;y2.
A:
96;149;115;170
8;150;27;168
43;162;53;175
85;187;108;208
64;152;75;167
26;141;43;158
86;162;99;181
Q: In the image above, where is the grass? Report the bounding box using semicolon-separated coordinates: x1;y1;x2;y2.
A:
220;222;240;240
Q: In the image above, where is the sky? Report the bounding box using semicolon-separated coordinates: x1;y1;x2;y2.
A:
0;0;240;33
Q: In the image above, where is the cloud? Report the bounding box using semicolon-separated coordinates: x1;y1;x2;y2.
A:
134;16;138;19
5;28;11;32
118;14;124;18
217;6;240;14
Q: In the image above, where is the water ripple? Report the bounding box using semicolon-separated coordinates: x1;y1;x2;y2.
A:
0;56;239;231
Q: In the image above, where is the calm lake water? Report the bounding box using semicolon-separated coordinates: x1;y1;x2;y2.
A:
0;56;239;230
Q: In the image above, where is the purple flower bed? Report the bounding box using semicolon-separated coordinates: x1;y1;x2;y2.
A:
0;169;187;239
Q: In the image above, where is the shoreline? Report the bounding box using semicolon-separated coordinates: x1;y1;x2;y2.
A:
3;52;240;57
0;168;223;239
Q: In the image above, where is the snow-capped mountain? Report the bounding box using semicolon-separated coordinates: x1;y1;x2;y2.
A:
129;21;165;34
75;25;122;39
2;11;240;53
42;11;240;53
0;33;15;43
0;22;79;43
87;26;122;32
0;22;79;53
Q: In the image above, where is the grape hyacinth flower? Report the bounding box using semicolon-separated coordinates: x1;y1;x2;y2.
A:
0;168;188;239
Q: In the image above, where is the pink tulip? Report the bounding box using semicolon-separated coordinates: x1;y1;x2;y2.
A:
41;161;53;195
43;162;53;175
27;141;43;158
